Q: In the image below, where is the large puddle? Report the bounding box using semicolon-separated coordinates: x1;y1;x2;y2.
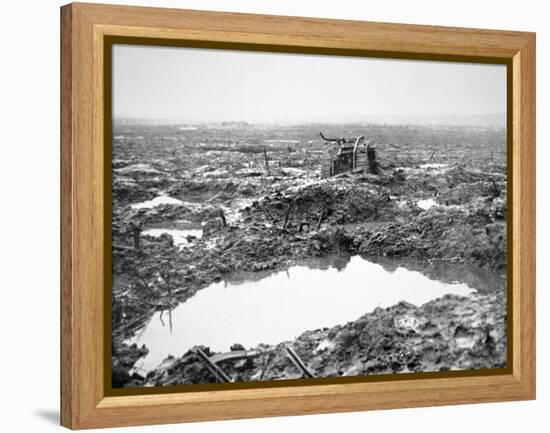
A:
128;255;502;372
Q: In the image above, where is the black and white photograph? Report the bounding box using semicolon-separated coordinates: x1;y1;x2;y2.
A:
110;44;508;389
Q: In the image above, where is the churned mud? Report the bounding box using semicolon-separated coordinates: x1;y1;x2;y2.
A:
135;292;506;387
111;123;507;388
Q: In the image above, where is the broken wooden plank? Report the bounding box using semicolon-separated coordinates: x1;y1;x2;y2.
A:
285;346;317;379
194;347;232;383
112;244;134;252
209;349;270;364
205;191;223;203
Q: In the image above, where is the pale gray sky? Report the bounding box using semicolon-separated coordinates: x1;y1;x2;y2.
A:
112;44;506;124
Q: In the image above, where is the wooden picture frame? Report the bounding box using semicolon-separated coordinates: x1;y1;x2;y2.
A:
60;2;536;429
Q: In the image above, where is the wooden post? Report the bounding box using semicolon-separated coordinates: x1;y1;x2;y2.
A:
282;200;293;229
263;146;271;176
492;180;500;198
316;208;325;231
130;222;142;251
219;209;227;227
367;144;377;173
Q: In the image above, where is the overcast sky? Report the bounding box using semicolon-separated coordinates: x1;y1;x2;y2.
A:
112;44;506;124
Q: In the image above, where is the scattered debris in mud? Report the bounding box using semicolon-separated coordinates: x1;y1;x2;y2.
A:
110;122;507;388
125;291;506;387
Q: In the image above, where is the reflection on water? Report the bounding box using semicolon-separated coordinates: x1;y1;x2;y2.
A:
130;194;183;209
417;198;437;210
367;255;506;295
127;255;499;372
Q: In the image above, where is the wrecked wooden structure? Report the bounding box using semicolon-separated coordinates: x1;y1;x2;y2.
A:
320;132;377;178
193;346;317;383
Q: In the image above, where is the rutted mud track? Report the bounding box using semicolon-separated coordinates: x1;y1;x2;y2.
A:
111;123;507;388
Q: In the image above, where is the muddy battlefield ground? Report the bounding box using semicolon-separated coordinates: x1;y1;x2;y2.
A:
111;122;507;388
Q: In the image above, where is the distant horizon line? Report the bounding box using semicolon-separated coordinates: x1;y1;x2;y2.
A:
113;112;506;128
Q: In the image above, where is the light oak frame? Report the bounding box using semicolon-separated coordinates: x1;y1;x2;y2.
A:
61;2;536;429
